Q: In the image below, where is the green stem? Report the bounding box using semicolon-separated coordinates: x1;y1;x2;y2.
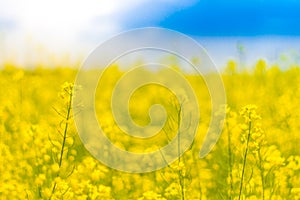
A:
258;148;265;200
49;90;73;200
177;105;185;200
180;176;185;200
238;119;252;200
58;92;72;167
177;105;181;163
227;121;233;200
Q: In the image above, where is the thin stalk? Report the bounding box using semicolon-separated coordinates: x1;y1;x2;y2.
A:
179;174;185;200
258;148;265;200
176;105;185;200
238;119;252;200
49;90;73;200
226;121;233;200
58;91;72;167
177;105;182;163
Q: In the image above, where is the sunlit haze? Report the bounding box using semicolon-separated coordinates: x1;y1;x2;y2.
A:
1;0;300;68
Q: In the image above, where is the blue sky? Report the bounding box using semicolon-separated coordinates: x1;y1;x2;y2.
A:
158;0;300;36
122;0;300;36
0;0;300;67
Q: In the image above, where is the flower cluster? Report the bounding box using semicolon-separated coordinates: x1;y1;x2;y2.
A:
1;64;300;199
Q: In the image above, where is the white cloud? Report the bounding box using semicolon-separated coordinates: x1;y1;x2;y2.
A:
0;0;149;39
0;0;151;65
0;0;196;66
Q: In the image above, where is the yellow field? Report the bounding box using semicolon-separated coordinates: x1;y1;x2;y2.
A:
1;60;300;200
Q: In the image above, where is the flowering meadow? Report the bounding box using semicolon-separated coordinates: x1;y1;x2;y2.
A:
1;60;300;199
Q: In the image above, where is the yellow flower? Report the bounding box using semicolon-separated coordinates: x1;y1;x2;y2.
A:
240;105;261;123
51;163;60;173
44;154;51;162
35;174;46;185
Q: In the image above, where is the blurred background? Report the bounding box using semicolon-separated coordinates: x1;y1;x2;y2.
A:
0;0;300;69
